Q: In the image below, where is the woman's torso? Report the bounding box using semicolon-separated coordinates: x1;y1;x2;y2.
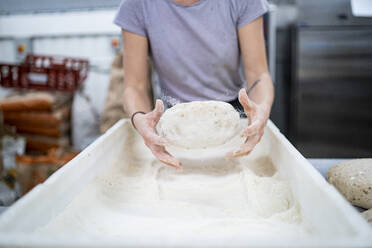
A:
144;0;244;103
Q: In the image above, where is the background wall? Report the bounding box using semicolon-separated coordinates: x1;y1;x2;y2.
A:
0;0;121;15
0;9;122;149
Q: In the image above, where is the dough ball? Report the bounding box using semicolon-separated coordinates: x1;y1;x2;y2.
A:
326;159;372;209
361;208;372;226
156;101;241;149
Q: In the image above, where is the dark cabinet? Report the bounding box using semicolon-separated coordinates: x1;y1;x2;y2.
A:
291;26;372;157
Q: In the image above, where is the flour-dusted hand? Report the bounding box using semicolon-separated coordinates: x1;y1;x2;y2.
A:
133;99;182;169
226;89;270;158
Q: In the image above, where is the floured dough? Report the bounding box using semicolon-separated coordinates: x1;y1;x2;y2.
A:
361;208;372;226
327;159;372;209
156;101;241;149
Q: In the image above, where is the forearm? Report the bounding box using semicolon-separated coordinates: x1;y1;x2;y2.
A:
123;82;153;117
121;29;152;117
246;72;274;115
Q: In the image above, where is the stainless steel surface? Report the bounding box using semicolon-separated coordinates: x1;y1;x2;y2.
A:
269;3;298;136
266;4;277;81
308;158;367;213
270;26;292;135
291;26;372;158
308;159;347;178
0;207;8;215
297;0;372;26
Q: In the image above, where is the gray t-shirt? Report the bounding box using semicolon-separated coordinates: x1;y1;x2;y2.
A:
114;0;268;103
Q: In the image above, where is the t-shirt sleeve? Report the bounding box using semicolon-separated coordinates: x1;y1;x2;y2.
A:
233;0;269;29
114;0;147;37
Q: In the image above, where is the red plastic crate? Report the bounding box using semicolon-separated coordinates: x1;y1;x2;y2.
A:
0;54;89;92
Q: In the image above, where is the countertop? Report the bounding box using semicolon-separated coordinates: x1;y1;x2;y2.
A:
308;158;347;177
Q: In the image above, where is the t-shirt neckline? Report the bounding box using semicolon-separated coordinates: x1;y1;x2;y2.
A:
168;0;206;8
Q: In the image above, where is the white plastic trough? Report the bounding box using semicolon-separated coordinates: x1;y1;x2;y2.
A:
0;119;370;247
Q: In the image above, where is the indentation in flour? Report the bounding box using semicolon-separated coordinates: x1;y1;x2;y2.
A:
242;168;296;218
122;160;146;177
153;160;166;201
244;157;277;177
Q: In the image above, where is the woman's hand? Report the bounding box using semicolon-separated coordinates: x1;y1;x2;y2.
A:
226;88;270;158
133;99;182;169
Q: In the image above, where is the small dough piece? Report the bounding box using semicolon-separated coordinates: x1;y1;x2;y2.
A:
326;159;372;209
361;209;372;226
156;101;241;149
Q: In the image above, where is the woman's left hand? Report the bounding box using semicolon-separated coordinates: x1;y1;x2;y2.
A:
226;88;271;158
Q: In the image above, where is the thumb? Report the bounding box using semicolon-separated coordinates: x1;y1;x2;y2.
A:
238;88;254;114
152;99;164;121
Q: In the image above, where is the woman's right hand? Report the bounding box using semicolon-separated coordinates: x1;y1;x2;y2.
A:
133;99;182;169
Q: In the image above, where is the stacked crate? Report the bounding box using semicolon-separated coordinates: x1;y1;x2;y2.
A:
0;54;88;195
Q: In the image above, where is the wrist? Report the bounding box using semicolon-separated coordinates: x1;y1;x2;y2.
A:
259;103;272;118
131;111;146;129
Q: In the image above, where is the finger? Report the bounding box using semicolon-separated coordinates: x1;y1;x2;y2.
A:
145;132;168;146
160;159;182;170
238;88;255;114
150;144;182;169
158;153;182;169
226;149;252;158
159;155;182;169
240;121;262;137
225;142;253;158
152;99;164;121
225;137;249;158
226;135;261;158
227;145;254;158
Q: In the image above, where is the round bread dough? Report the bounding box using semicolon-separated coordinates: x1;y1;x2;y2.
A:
326;159;372;209
361;208;372;226
156;101;241;149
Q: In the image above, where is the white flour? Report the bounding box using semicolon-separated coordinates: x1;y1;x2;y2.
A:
35;127;311;240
